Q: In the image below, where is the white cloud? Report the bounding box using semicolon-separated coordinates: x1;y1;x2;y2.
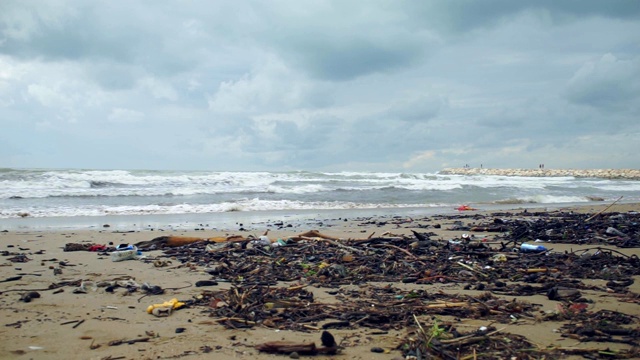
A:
207;56;308;114
139;77;178;101
27;83;69;107
108;107;144;123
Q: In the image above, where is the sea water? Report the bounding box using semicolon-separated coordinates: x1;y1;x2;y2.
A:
1;168;639;228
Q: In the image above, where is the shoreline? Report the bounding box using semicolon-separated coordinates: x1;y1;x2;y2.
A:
0;201;620;232
440;167;640;179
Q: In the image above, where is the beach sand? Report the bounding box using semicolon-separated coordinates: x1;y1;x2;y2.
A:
1;203;639;359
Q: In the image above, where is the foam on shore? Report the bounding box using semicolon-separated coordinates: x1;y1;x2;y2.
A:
440;168;640;180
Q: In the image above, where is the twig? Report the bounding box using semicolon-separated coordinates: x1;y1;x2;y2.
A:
456;262;488;278
585;196;623;222
322;238;366;254
569;247;632;258
108;337;150;346
72;319;85;328
412;314;427;340
425;302;469;309
61;320;81;326
373;244;418;259
440;326;507;345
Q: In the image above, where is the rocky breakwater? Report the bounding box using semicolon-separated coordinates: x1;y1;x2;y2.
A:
439;168;640;180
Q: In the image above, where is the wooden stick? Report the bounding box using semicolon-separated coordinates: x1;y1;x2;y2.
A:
425;302;469;309
295;230;340;240
522;268;558;273
72;319;85;328
322;238;366;254
373;244;418;259
287;284;308;291
585;196;623;222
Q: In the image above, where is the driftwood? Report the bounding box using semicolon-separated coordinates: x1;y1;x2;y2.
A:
255;341;319;354
291;230;341;241
135;235;247;249
135;230;405;251
108;337;150;346
255;331;338;355
135;236;205;249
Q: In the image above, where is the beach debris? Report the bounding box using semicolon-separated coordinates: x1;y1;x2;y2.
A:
140;282;165;295
146;298;186;317
64;243;105;252
72;319;85;329
61;319;84;326
585;195;624;222
73;281;98;294
255;331;339;355
456;204;476;211
19;291;41;302
110;245;141;262
5;206;640;359
519;243;548;253
5;254;31;262
195;280;218;287
135;207;640;358
108;337;150;346
153;259;171;267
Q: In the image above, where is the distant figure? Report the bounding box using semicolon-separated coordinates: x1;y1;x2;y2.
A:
480;164;483;169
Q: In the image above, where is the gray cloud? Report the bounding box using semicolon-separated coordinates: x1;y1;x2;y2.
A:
1;1;639;171
403;0;640;33
565;54;640;113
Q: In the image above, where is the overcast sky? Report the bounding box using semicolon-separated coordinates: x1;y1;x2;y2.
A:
1;1;639;172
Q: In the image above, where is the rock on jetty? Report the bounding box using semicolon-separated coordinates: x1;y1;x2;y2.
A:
439;168;640;180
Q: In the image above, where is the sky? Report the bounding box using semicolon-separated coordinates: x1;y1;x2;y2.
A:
1;1;639;172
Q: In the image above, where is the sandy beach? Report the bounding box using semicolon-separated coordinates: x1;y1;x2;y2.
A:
1;203;639;360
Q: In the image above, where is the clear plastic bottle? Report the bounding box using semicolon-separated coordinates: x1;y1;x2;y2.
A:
111;246;140;262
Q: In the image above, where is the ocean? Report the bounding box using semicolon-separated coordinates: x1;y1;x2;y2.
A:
1;168;639;230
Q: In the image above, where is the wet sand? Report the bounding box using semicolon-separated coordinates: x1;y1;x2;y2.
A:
1;203;639;359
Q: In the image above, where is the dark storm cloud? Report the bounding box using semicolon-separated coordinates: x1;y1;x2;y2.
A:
1;3;137;61
403;0;640;33
280;36;425;81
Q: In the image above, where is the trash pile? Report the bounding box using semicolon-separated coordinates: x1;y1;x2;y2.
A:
133;209;640;359
4;208;639;359
459;209;640;248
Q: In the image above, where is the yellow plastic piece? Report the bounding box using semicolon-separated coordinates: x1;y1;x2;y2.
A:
146;298;186;314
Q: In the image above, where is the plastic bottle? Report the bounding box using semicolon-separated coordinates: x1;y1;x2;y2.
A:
605;227;626;237
520;243;547;253
251;236;271;246
111;246;140;262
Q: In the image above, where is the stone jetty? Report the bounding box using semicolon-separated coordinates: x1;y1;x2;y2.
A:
439;168;640;180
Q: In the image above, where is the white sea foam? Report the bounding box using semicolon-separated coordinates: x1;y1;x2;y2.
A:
1;168;638;219
0;198;434;218
494;195;590;204
2;169;633;199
